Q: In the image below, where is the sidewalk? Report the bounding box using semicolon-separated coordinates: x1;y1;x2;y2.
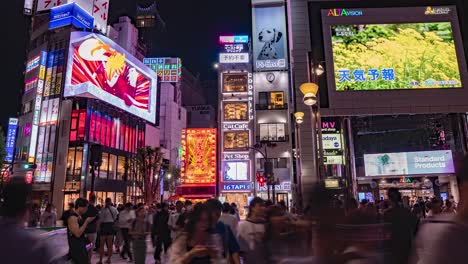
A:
90;240;167;264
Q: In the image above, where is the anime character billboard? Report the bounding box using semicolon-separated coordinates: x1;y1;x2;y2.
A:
64;32;157;123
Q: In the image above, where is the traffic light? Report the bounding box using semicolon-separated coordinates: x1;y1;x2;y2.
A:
23;163;37;170
258;175;265;187
256;171;266;187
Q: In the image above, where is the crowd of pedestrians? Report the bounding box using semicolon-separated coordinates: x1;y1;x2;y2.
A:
4;155;468;263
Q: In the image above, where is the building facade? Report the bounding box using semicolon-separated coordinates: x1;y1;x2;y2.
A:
16;4;158;216
288;0;468;207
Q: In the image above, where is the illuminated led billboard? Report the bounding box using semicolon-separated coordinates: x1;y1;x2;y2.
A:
181;129;217;184
223;161;249;181
364;150;455;176
143;57;182;83
322;6;466;91
64;32;157;123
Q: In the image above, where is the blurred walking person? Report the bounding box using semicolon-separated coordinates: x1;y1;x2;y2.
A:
118;202;135;261
152;202;171;263
130;206;151;264
411;155;468;264
168;201;184;240
383;188;418;264
68;198;96;264
206;199;241;264
82;194;99;262
62;202;75;227
27;203;40;227
168;204;220;263
220;202;239;236
0;179;54;264
98;198;118;264
40;203;57;227
237;197;267;263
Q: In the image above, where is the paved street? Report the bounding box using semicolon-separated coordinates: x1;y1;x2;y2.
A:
90;240;166;264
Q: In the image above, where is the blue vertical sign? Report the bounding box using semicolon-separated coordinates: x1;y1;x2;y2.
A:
159;168;165;197
5;118;18;163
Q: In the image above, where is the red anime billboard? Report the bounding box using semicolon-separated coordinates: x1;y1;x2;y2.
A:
64;32;157;123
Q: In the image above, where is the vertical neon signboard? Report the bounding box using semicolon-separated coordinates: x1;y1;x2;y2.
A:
5;118;18;163
28;51;47;163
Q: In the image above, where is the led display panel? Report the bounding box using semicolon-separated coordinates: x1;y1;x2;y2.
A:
222;73;248;93
64;32;158;123
322;6;466;91
223;161;249;181
181;129;217;185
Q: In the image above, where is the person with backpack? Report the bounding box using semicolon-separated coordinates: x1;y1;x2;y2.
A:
97;198;118;264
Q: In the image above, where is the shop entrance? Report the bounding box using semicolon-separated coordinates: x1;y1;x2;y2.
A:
276;193;289;208
222;193;249;219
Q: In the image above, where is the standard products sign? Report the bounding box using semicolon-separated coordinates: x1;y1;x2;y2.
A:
364;150;455;177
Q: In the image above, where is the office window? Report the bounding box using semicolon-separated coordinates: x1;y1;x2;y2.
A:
108;154;117;180
259;123;286;142
75;147;83;177
258;91;285;110
117;156;126;180
99;153;109;179
67;147;76;178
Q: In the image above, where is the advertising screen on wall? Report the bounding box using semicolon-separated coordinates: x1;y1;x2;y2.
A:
322;6;466;92
223;73;248;93
364;150;455;177
252;4;288;71
224;131;249;151
224;102;249;121
64;32;157;123
181;129;217;185
223;161;249;181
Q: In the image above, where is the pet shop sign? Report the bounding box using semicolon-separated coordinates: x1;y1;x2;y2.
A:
64;32;158;123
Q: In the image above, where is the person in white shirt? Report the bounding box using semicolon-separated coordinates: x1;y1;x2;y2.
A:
220;202;239;236
98;198;119;264
168;201;184;240
118;203;135;260
237;197;267;263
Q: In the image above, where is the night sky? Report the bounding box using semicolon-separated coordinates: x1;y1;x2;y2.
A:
3;0;251;129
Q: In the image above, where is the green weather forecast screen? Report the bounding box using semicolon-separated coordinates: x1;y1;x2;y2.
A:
322;7;466;92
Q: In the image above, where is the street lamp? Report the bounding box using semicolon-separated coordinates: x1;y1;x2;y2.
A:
213;63;219;69
299;83;319;106
294;112;304;124
299;81;324;182
167;173;172;179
